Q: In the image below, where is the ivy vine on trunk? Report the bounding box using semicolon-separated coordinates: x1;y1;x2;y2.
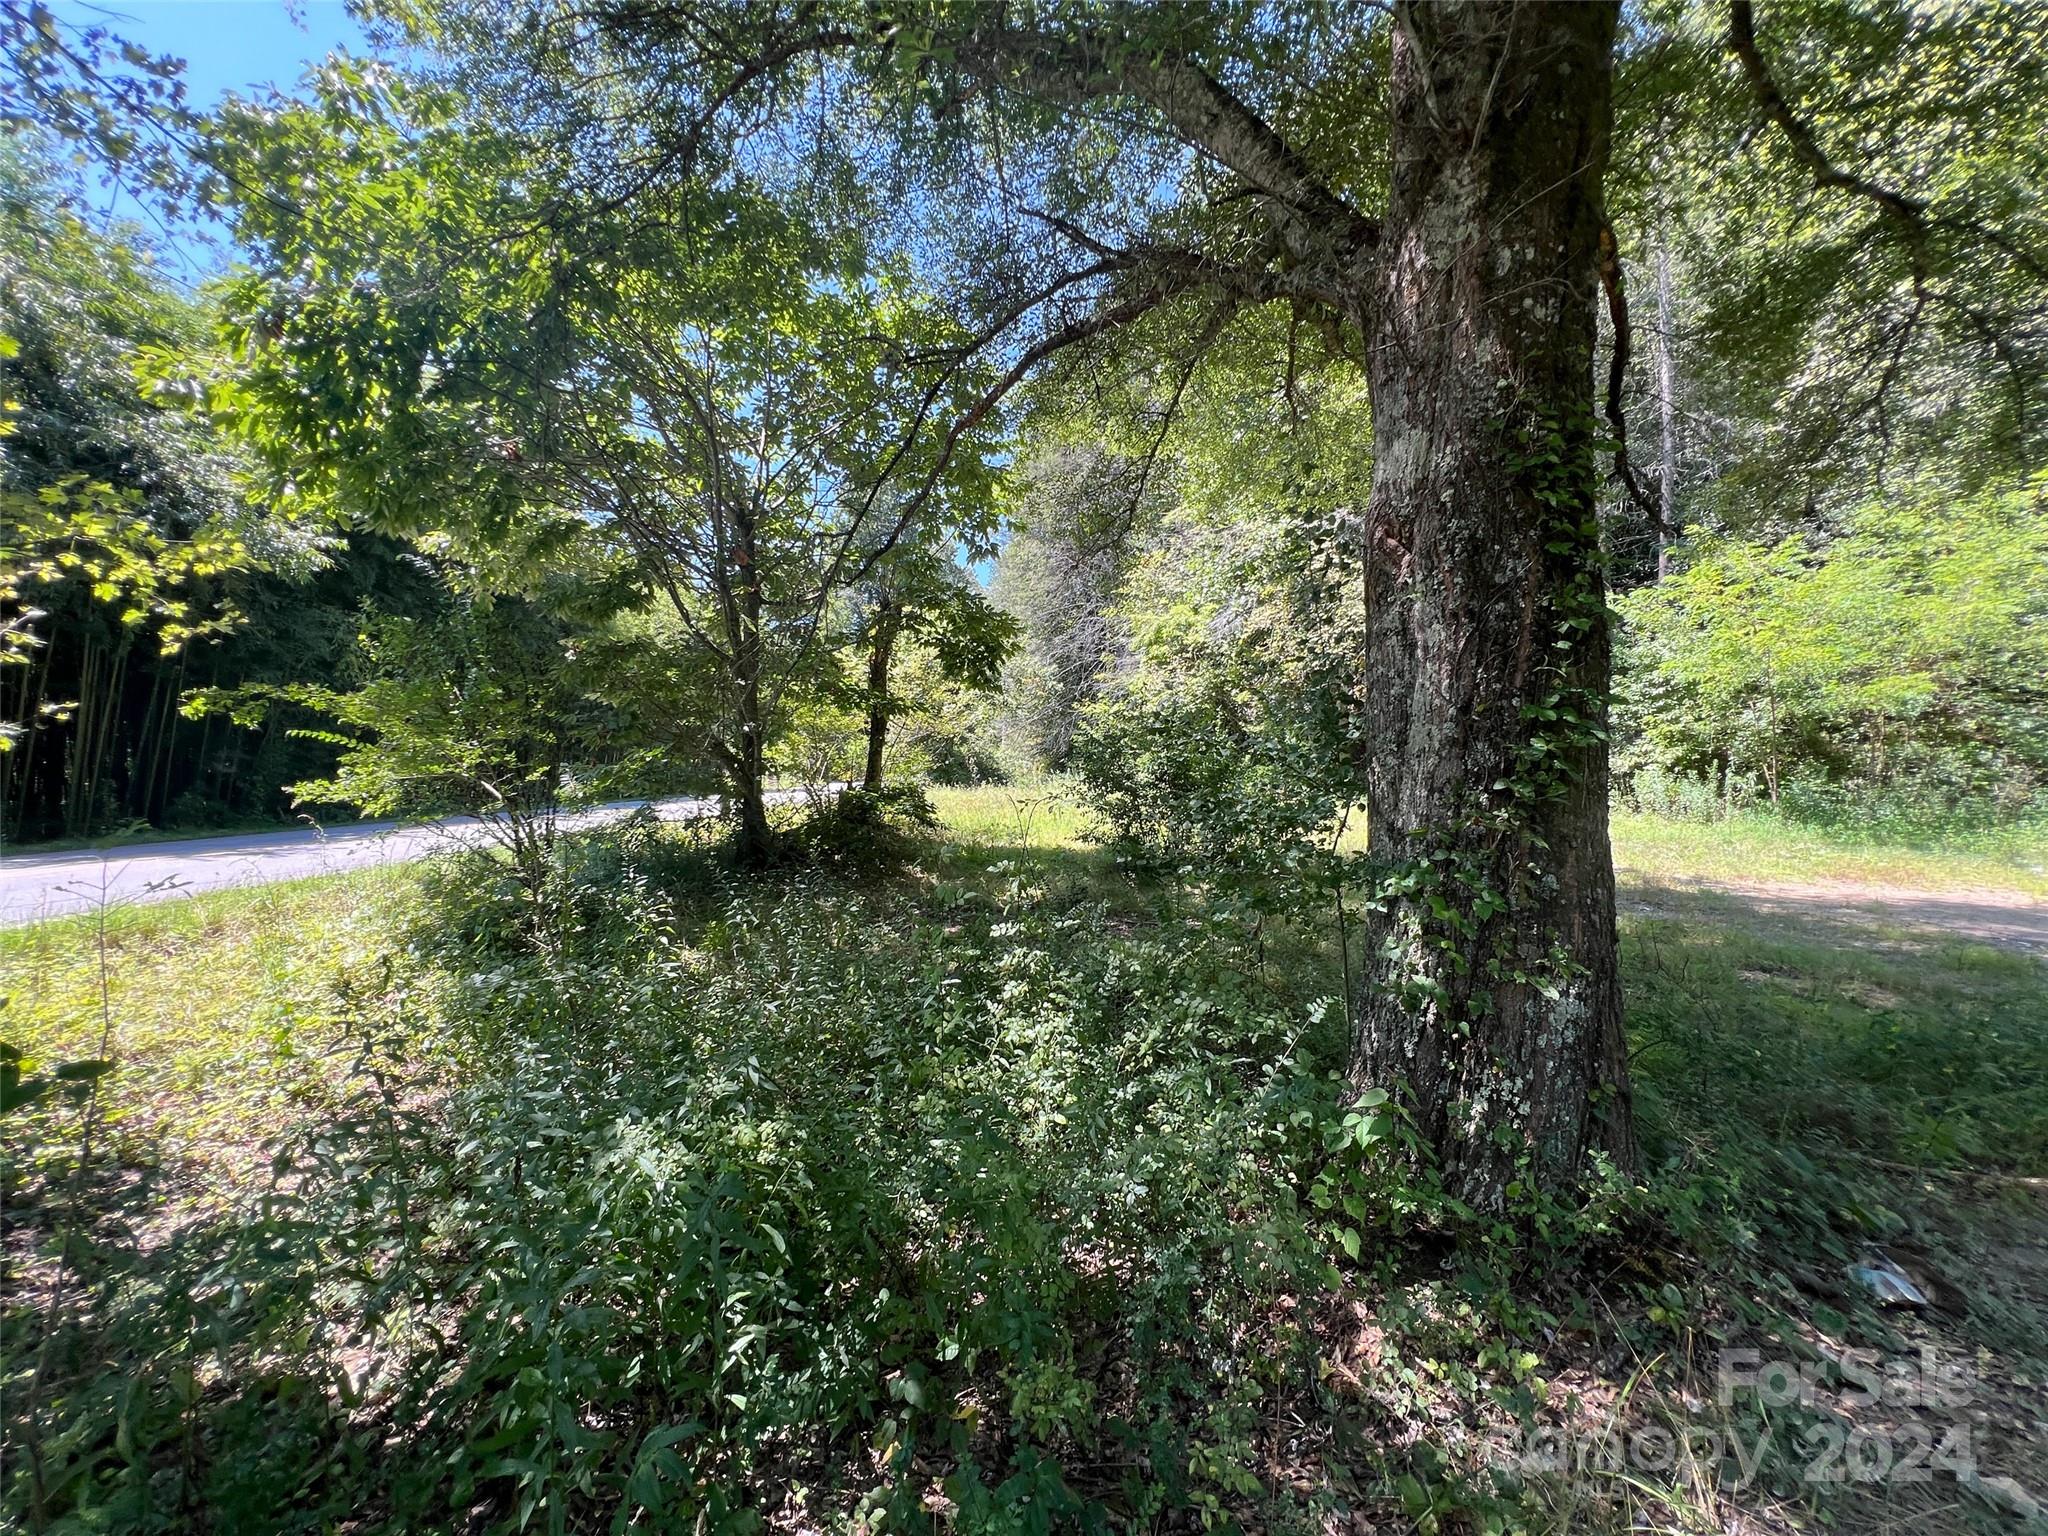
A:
1348;3;1638;1206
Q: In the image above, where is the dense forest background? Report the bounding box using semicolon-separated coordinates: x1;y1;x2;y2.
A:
6;108;2041;847
0;147;447;839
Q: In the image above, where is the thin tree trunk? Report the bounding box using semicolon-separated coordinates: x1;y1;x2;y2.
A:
144;655;184;823
1763;665;1782;808
1655;242;1680;581
193;710;216;813
2;627;52;838
65;641;104;838
732;686;771;860
1350;0;1638;1207
729;497;773;864
87;645;127;830
862;597;902;792
129;667;164;822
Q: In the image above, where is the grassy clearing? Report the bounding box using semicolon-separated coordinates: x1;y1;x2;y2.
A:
1611;807;2048;897
930;780;2048;901
1628;897;2048;1175
3;791;2045;1534
926;782;1100;856
0;869;410;1201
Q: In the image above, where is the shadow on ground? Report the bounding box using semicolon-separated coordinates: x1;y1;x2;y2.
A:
1621;875;2048;956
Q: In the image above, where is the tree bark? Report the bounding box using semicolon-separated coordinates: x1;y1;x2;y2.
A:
1655;242;1680;581
1351;0;1638;1207
729;496;774;865
861;597;902;792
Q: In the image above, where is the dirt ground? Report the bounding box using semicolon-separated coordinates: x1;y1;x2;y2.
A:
1620;876;2048;956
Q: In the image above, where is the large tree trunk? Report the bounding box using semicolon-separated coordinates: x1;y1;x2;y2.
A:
861;597;902;792
1351;0;1638;1207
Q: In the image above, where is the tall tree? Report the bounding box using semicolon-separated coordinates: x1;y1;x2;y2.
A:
1346;4;1639;1193
155;0;2015;1196
291;0;2048;1195
200;68;1002;860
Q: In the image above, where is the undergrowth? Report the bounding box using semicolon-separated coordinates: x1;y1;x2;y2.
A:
2;796;2043;1534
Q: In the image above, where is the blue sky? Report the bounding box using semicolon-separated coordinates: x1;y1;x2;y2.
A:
49;1;373;276
52;0;368;104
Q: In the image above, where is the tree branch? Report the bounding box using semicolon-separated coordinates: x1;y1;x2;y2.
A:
1595;219;1664;525
1727;0;1933;284
954;19;1379;282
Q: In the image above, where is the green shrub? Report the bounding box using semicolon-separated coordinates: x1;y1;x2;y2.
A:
1070;684;1352;905
17;817;2044;1533
1613;476;2048;819
790;783;941;869
206;850;1358;1531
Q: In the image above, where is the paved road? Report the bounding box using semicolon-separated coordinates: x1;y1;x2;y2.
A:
0;794;813;927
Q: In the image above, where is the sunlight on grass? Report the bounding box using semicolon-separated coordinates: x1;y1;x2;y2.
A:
934;788;2048;897
0;867;412;1194
1611;808;2048;897
928;780;1098;852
